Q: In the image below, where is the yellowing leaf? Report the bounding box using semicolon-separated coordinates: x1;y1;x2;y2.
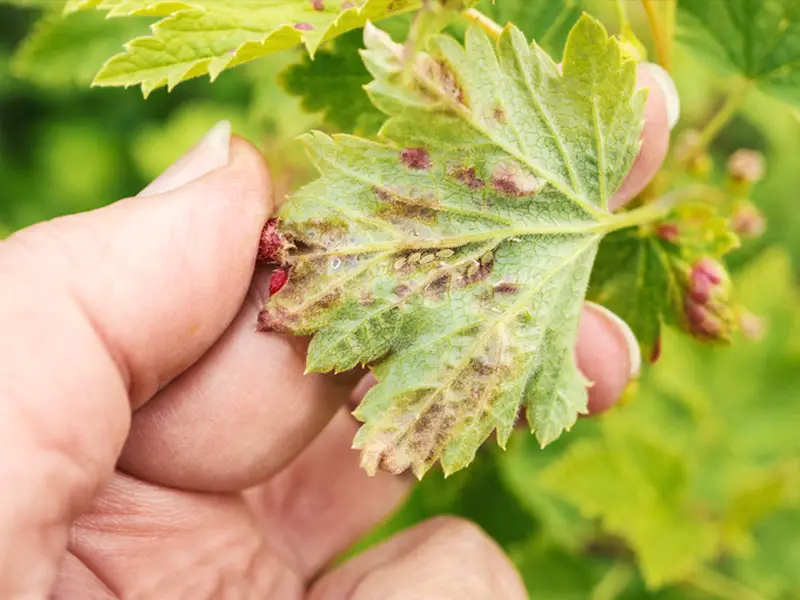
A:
260;16;650;478
71;0;421;96
541;430;719;587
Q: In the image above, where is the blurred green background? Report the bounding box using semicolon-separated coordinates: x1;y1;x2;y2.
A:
1;1;799;598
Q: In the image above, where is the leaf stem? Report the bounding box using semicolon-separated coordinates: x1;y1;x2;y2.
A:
686;568;766;600
590;563;634;600
462;8;503;40
683;79;755;164
661;0;677;52
614;0;630;31
641;0;671;71
606;200;672;232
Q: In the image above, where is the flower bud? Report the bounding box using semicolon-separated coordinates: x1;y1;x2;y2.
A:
656;223;680;243
730;202;766;239
682;258;736;343
728;149;766;184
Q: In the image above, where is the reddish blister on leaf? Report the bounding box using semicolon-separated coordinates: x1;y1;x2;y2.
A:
258;218;292;264
269;268;289;296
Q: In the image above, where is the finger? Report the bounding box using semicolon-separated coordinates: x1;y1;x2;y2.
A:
118;268;361;493
68;473;303;598
309;517;527;600
0;127;271;598
245;409;412;578
578;302;640;414
611;63;680;210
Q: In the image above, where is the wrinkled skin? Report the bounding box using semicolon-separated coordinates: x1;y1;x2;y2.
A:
0;65;671;599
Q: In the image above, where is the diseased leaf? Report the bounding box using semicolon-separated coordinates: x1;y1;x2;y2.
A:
279;29;384;135
677;0;800;107
69;0;421;96
260;16;648;478
588;203;740;359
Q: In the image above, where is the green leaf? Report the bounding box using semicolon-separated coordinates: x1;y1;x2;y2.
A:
677;0;800;107
498;431;594;551
71;0;422;96
11;10;151;88
476;0;587;56
541;428;719;588
588;203;740;358
279;29;384;135
261;16;648;478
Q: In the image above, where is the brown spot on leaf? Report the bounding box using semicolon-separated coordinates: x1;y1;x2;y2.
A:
373;186;437;223
425;273;451;299
452;167;485;189
494;281;519;295
463;257;495;285
395;283;411;297
492;106;507;124
401;147;432;170
360;291;376;306
491;163;542;197
257;308;297;334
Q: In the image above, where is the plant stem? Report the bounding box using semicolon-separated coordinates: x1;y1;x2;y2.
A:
614;0;630;32
607;198;673;231
462;8;503;40
590;563;634;600
641;0;671;70
662;0;677;51
683;80;755;164
687;568;765;600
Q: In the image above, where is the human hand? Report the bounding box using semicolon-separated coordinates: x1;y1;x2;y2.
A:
0;63;678;599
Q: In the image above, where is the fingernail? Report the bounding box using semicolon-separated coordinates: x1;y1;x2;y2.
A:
585;302;642;379
642;62;681;131
138;120;232;198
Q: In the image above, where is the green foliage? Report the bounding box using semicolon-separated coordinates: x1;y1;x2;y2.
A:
589;203;740;358
68;0;423;95
3;0;800;597
262;16;649;478
475;0;586;56
678;0;800;106
279;30;384;135
12;10;151;88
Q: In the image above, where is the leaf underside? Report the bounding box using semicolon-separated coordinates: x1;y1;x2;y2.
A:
67;0;422;96
261;15;646;479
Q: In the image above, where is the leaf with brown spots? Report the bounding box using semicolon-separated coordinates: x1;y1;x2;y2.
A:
261;16;650;478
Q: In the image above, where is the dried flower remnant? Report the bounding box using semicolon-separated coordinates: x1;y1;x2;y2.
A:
656;223;680;243
730;202;767;239
728;149;766;184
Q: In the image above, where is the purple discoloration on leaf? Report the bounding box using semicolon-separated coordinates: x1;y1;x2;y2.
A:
401;147;432;170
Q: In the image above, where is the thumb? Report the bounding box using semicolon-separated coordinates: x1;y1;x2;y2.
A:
0;123;271;598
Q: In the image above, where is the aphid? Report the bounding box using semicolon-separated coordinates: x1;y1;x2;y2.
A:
408;252;423;264
437;248;455;258
394;257;407;270
420;254;435;264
